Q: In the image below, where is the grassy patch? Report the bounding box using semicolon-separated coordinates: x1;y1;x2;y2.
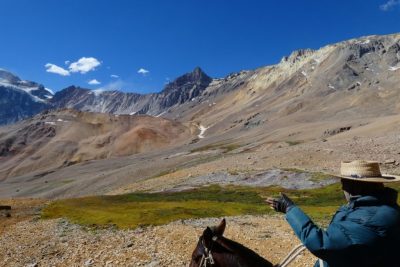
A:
228;169;240;175
310;172;332;182
282;168;304;173
285;140;303;146
42;182;400;229
60;179;75;184
281;168;332;182
42;185;270;229
151;169;177;179
190;143;241;153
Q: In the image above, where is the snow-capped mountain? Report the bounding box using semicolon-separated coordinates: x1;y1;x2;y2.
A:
0;69;53;125
50;67;212;116
0;67;212;125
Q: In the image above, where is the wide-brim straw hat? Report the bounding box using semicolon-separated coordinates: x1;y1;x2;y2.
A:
336;160;400;183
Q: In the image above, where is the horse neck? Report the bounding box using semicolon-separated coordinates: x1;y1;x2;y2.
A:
216;236;273;267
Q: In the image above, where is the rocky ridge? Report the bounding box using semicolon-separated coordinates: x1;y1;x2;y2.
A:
0;69;53;125
0;67;212;125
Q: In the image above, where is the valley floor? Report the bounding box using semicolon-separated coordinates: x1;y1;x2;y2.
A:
0;214;316;267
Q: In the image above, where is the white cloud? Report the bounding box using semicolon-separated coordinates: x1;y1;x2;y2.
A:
69;57;101;74
380;0;400;11
97;80;128;91
110;74;119;78
45;63;70;76
137;68;149;75
88;79;101;85
64;60;70;65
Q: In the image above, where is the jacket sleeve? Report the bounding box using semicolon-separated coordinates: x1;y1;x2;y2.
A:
285;206;353;259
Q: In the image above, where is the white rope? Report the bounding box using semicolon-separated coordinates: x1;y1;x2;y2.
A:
276;244;306;267
277;244;324;267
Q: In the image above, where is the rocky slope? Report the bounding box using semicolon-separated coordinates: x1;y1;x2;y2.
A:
165;34;400;141
50;67;212;116
0;109;192;182
0;69;53;125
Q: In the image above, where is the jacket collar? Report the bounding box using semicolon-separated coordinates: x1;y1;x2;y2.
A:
349;188;398;208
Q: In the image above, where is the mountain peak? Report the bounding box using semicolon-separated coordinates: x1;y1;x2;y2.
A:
162;67;211;93
192;66;204;74
0;69;21;84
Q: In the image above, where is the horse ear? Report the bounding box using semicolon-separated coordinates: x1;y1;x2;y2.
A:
203;227;213;248
215;218;226;236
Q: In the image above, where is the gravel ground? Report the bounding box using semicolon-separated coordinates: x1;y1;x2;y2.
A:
0;215;317;267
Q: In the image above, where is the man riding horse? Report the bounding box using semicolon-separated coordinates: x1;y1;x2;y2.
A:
267;160;400;267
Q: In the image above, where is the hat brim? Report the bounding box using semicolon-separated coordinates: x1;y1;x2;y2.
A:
332;174;400;183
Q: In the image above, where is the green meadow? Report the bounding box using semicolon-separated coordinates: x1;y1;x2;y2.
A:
42;182;400;229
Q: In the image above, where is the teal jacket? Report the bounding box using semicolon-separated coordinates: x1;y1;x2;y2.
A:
286;188;400;267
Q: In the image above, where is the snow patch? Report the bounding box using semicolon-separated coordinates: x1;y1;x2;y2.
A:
44;87;54;95
361;39;370;45
91;89;104;96
0;81;48;103
328;84;335;89
389;66;400;71
198;125;209;139
156;111;167;117
130;112;137;115
301;71;307;77
45;122;56;125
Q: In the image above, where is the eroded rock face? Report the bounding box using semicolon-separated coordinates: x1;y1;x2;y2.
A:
0;122;56;157
50;67;212;117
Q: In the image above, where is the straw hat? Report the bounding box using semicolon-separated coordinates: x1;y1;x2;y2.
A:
337;160;400;183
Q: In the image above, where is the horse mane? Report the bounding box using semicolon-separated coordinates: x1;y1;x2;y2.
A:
216;235;273;266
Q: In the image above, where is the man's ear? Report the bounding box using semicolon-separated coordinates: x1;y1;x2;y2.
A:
203;227;213;248
214;218;226;236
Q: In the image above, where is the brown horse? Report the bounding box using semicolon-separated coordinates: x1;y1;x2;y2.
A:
189;219;274;267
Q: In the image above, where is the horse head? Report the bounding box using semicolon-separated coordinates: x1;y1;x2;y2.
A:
189;218;227;267
189;218;273;267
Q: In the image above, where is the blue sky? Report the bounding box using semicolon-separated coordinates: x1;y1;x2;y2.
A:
1;0;400;94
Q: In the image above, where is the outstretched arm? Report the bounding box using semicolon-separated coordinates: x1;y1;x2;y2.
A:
286;206;351;256
267;194;353;261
